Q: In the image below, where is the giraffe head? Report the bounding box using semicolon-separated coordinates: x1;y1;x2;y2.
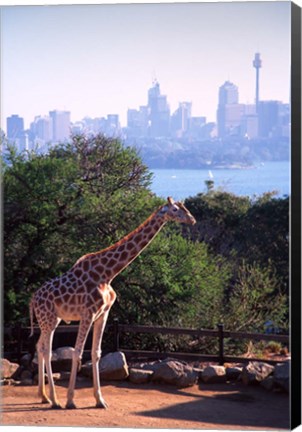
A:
159;197;196;225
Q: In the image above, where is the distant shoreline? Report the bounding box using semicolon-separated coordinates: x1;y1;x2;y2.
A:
150;161;290;200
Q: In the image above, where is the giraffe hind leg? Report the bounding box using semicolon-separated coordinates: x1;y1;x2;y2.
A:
37;335;51;404
36;316;62;409
43;328;62;409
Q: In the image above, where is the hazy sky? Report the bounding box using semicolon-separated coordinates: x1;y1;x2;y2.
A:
1;1;291;129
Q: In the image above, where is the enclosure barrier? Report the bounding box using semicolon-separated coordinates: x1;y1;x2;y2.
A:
3;319;289;365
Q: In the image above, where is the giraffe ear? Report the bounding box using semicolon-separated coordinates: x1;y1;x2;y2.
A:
167;197;175;206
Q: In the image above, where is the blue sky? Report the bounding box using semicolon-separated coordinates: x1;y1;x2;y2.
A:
1;1;291;129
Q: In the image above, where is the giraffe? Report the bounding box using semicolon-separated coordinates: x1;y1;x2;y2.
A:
29;197;196;409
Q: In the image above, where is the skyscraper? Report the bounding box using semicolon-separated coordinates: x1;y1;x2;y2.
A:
171;102;192;137
258;100;280;137
31;115;53;142
147;80;170;137
49;110;71;142
217;81;244;137
6;114;28;152
7;114;24;140
218;81;239;105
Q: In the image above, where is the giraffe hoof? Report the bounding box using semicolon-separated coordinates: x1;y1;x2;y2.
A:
51;403;63;410
65;402;77;410
96;399;108;409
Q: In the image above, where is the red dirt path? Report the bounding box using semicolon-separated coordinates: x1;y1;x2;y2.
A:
1;378;289;430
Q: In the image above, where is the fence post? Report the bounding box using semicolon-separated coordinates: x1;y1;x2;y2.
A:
113;318;120;352
217;323;224;365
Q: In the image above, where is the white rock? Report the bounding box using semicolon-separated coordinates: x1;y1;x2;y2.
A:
100;351;129;380
201;365;226;383
0;359;19;379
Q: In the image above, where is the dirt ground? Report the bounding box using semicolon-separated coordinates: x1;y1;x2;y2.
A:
1;378;289;430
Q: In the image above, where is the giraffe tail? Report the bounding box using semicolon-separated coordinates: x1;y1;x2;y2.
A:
29;298;35;338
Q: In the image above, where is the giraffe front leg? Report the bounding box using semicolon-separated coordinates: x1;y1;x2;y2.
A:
66;316;93;409
91;311;110;409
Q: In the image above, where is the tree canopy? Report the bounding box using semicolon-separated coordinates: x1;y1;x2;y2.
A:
2;134;289;343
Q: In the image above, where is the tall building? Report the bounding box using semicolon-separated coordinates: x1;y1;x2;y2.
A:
106;114;120;136
240;104;258;139
31;115;53;142
253;53;262;113
49;110;70;142
258;101;281;137
217;81;244;137
6;114;28;152
147;80;170;137
218;81;239;105
127;106;148;137
171;102;192;137
7;114;24;140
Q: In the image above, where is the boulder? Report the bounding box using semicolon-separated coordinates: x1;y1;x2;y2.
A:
100;352;129;380
241;361;275;386
128;368;154;384
274;361;289;393
151;359;198;388
140;361;164;372
82;351;129;381
32;346;74;372
225;366;243;381
0;359;20;379
193;367;204;380
20;353;33;368
201;365;226;383
52;347;74;372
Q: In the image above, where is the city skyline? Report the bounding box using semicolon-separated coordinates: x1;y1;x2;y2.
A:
1;2;291;130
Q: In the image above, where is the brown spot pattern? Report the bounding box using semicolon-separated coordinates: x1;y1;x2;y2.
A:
107;259;116;268
74;269;82;278
90;271;100;282
120;251;128;261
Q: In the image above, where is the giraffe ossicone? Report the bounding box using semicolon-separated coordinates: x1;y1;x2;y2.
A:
29;196;196;409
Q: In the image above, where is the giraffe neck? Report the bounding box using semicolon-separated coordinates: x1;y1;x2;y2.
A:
73;208;166;282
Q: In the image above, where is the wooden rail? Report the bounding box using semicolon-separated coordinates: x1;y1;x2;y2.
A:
3;320;289;365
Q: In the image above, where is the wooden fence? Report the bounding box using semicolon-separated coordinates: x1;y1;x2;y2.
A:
3;319;289;365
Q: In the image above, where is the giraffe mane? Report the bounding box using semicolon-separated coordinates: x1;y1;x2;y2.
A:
73;204;165;265
103;205;164;252
176;201;187;211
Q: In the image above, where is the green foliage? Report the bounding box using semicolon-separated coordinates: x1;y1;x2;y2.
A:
224;260;288;332
3;134;155;324
112;232;229;327
3;138;289;349
185;188;289;296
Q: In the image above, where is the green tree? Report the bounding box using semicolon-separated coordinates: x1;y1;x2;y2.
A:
3;136;289;346
184;188;289;296
224;260;288;333
2;134;155;324
111;230;231;351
